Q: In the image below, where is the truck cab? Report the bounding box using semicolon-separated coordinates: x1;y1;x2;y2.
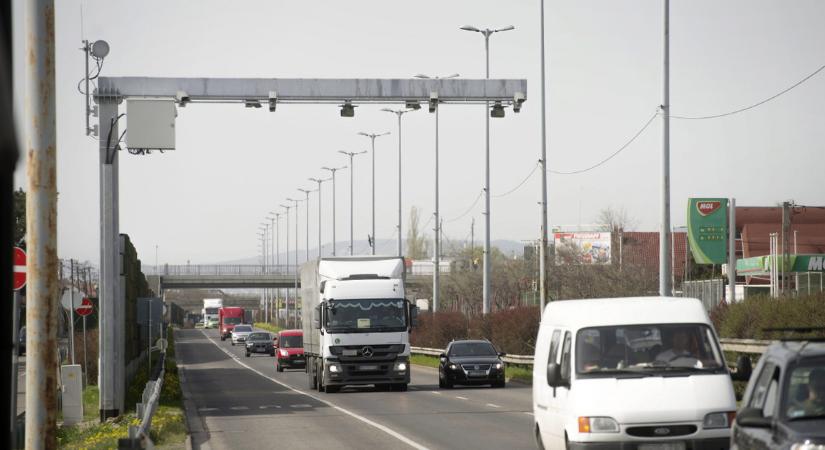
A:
219;307;244;340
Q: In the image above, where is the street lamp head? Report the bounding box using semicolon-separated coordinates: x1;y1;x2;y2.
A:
495;25;515;32
460;25;480;32
414;74;430;79
357;131;370;137
338;150;349;156
380;108;395;114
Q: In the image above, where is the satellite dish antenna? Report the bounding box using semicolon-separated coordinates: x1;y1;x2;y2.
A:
91;40;109;59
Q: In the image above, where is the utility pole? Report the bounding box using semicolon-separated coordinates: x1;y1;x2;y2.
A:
660;0;673;297
25;0;59;445
538;0;550;314
728;198;736;304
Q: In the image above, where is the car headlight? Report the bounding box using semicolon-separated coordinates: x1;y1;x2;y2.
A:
495;362;502;370
703;412;736;429
279;349;289;357
394;362;407;371
578;416;620;433
448;363;457;370
791;442;825;450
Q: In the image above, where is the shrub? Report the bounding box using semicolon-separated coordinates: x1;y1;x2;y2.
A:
712;293;825;338
411;307;539;354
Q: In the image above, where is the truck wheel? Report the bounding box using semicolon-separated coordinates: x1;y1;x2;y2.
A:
307;359;317;390
393;383;408;392
318;364;326;392
326;385;340;393
220;336;225;341
245;352;250;357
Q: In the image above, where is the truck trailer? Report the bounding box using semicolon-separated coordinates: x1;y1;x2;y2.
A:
301;256;418;393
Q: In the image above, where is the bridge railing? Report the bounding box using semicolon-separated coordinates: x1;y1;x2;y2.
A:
145;264;294;276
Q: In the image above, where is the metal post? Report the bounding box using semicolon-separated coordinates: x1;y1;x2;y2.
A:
350;153;354;255
298;189;310;262
322;167;345;256
70;259;76;364
293;198;300;328
728;198;736;303
25;0;59;444
483;31;492;314
270;215;275;322
282;205;290;327
398;114;403;257
794;230;799;295
275;213;281;327
434;104;440;312
147;300;152;380
309;178;327;258
660;0;673;297
538;0;550;313
371;137;376;255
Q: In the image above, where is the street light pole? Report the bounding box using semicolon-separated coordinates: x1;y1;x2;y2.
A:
660;0;672;297
358;131;390;255
538;0;550;313
413;73;459;313
381;108;416;257
298;188;313;262
322;166;347;256
309;177;330;258
460;24;514;315
270;211;281;326
267;213;276;322
339;150;367;255
280;204;291;327
286;197;303;328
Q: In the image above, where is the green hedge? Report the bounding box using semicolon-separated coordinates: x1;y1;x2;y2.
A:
711;293;825;339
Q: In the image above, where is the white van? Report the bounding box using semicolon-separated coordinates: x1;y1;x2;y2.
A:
533;297;736;450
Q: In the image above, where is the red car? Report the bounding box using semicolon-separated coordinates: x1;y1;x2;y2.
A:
276;329;305;372
219;307;244;341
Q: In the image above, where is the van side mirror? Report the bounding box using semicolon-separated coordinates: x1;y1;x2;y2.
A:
410;305;419;327
736;407;772;428
731;355;753;381
319;280;326;293
547;362;562;387
312;305;322;330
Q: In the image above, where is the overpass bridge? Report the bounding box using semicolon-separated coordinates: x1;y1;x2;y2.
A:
145;264;445;291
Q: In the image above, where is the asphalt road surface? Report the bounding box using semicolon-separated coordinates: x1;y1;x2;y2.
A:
176;328;535;450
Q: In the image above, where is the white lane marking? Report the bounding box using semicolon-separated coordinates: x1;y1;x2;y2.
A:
198;407;218;412
486;403;501;408
430;391;441;395
523;412;534;416
455;396;468;400
290;404;312;408
259;405;282;410
200;330;429;450
230;406;249;411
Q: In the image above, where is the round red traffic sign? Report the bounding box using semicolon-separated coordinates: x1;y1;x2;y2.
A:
76;298;94;317
13;247;26;291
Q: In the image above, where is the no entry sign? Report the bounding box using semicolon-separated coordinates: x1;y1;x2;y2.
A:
13;247;26;291
76;298;94;317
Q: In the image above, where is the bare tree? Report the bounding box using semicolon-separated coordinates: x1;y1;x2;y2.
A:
406;206;430;259
597;206;636;232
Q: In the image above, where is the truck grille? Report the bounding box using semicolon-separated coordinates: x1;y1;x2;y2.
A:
330;344;405;361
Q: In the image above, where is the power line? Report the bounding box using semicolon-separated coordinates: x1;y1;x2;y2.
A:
672;62;825;120
445;190;483;223
550;110;659;175
492;161;540;198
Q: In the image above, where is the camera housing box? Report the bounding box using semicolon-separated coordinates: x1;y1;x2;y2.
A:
126;98;177;151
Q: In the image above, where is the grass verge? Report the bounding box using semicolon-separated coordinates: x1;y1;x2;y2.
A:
410;353;533;383
255;322;282;333
57;326;185;449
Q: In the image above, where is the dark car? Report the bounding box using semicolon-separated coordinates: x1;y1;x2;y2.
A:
245;332;275;357
439;339;505;388
732;332;825;450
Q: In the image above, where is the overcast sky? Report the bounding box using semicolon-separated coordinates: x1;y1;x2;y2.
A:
12;0;825;265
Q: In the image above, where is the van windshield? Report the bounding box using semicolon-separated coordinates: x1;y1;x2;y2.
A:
576;324;724;377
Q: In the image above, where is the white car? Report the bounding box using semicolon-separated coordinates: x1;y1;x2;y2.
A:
230;324;253;346
532;297;735;450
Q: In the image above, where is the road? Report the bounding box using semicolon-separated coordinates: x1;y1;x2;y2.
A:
176;328;535;450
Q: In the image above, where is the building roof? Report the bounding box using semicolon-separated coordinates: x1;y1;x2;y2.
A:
620;231;688;281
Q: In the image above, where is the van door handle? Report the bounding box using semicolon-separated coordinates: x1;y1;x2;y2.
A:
536;403;548;410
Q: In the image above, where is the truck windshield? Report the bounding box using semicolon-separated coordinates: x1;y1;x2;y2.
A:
205;307;219;315
575;323;725;377
223;317;242;325
326;299;407;333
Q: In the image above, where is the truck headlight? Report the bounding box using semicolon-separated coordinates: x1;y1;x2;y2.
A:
328;363;341;373
578;416;619;433
703;412;736;429
279;349;289;357
394;362;407;371
791;442;825;450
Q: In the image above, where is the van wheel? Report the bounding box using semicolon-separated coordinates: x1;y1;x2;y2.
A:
534;423;545;450
276;363;283;372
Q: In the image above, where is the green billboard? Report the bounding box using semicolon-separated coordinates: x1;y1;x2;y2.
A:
687;198;728;264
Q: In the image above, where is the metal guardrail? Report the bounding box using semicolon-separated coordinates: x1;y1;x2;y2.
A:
411;339;772;367
118;352;166;449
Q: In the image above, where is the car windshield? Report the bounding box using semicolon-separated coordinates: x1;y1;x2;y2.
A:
325;299;407;333
234;325;252;332
575;323;724;376
449;342;497;357
784;359;825;421
247;332;270;341
280;335;303;348
223;317;242;325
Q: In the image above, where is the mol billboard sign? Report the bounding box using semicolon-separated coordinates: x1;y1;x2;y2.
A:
553;232;612;265
687;198;728;264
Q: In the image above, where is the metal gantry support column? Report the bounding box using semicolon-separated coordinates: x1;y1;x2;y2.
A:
538;0;550;313
660;0;673;297
281;204;291;327
24;0;60;445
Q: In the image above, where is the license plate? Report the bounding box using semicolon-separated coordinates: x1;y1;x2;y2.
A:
639;443;686;450
342;349;357;356
359;365;378;371
469;370;487;377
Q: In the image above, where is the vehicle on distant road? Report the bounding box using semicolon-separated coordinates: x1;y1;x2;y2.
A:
439;339;505;389
194;321;204;329
219;307;244;341
230;324;253;346
533;297;735;450
202;298;223;327
276;329;305;372
301;256;419;393
245;331;276;357
731;329;825;450
204;317;218;329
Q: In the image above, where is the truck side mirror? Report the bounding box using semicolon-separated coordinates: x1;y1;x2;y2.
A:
410;305;419;327
312;305;322;329
731;355;753;381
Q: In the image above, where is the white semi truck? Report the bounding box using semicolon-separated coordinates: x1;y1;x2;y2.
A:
301;256;418;393
202;298;223;328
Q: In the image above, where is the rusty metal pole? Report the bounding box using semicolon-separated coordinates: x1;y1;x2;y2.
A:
24;0;59;447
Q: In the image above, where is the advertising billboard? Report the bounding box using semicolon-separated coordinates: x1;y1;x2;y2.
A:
553;232;612;265
687;198;728;264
